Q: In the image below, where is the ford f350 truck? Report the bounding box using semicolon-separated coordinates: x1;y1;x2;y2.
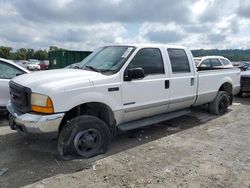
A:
7;44;241;158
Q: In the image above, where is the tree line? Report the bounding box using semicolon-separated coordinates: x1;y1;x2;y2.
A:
0;46;65;61
1;45;250;62
192;49;250;61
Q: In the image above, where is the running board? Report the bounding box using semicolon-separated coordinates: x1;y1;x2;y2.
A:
118;109;191;132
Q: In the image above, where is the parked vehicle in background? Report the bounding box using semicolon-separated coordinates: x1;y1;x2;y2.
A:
0;58;29;113
237;62;250;96
14;60;28;70
39;60;49;70
26;59;41;70
7;44;240;158
64;62;81;69
194;56;233;70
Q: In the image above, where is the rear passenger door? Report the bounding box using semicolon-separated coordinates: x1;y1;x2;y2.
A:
166;48;197;111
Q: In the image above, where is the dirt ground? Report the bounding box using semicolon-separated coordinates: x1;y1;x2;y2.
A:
0;96;250;188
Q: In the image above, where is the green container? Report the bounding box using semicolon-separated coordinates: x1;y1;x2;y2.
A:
48;50;92;69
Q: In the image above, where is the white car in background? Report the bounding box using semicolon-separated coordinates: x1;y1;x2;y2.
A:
194;56;233;70
15;60;29;69
26;59;41;70
0;58;29;113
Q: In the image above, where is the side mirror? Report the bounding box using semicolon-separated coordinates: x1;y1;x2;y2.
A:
124;68;145;81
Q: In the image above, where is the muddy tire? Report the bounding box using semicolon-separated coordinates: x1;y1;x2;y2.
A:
58;115;111;158
209;91;231;115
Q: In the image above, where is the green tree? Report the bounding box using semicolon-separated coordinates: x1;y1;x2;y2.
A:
27;48;35;59
0;46;13;59
15;48;28;60
34;49;48;60
49;46;66;51
49;46;59;51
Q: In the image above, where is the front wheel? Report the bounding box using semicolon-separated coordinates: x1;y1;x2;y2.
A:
209;91;231;115
58;115;111;158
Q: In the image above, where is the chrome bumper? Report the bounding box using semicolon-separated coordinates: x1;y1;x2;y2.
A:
7;103;64;136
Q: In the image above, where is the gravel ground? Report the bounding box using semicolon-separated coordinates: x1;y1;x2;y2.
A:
0;96;250;188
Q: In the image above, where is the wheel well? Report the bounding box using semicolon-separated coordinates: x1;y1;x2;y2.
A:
219;82;233;104
59;102;116;137
219;82;232;94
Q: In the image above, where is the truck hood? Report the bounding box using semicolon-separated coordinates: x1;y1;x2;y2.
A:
12;69;104;93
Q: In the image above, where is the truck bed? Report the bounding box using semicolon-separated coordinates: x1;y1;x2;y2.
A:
194;68;241;106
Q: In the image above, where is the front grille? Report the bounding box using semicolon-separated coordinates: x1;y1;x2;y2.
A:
9;81;31;114
241;77;250;82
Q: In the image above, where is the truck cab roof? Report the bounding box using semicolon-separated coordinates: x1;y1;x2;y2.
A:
105;43;187;49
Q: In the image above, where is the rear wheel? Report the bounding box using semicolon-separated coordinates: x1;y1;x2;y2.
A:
209;91;231;115
58;115;111;158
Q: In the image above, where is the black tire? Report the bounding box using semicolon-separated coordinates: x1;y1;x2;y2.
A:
209;91;231;115
58;115;111;158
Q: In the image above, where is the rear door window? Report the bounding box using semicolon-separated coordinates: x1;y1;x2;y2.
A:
168;49;190;73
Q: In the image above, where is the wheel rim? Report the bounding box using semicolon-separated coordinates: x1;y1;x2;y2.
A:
218;95;229;114
74;129;102;157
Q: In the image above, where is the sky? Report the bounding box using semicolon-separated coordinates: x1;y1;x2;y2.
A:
1;0;250;51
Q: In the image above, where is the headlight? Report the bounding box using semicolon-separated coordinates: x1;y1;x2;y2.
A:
31;93;54;114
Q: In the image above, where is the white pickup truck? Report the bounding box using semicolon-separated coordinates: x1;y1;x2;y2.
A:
7;44;240;158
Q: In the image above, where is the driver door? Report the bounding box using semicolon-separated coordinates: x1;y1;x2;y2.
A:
121;48;170;123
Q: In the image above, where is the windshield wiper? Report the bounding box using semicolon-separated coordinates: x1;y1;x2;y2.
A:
98;69;114;73
84;66;101;72
84;66;114;73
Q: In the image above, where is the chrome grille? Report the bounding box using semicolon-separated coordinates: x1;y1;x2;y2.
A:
9;81;31;113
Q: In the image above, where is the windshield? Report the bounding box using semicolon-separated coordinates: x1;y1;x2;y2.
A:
79;46;135;74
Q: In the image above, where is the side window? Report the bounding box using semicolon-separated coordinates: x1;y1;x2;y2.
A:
200;59;211;68
0;61;24;79
220;59;230;65
168;49;190;73
127;48;164;75
211;58;222;67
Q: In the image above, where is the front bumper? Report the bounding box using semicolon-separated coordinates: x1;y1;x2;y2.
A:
240;76;250;93
234;86;241;95
241;83;250;92
7;103;64;137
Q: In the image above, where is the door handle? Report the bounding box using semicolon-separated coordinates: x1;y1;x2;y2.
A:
165;80;170;89
191;77;195;86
